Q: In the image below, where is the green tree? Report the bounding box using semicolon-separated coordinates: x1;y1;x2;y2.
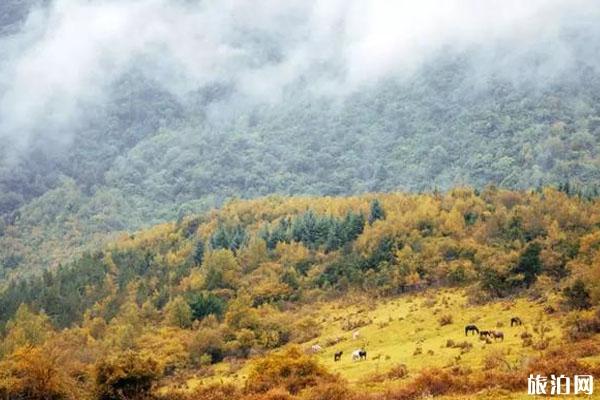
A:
513;242;542;288
368;199;385;225
193;240;205;266
189;293;226;321
563;279;592;310
95;351;160;400
1;304;52;356
164;296;192;328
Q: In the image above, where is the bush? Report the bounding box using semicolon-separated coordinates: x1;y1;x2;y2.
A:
483;350;509;371
446;340;472;353
565;310;600;341
387;364;409;380
95;351;160;400
438;314;453;326
562;280;592;310
0;346;79;400
188;327;225;365
301;382;354;400
412;368;454;396
187;383;240;400
245;346;338;395
189;293;226;321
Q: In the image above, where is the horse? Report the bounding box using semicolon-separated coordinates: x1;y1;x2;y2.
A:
465;324;479;336
491;331;504;341
352;349;367;361
334;351;343;362
510;317;523;326
311;344;323;353
352;330;361;340
359;349;367;360
479;330;492;339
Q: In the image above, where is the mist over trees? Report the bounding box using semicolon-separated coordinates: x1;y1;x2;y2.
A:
1;0;600;275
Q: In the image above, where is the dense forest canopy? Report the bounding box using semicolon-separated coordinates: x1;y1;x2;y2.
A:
2;188;600;330
1;1;600;274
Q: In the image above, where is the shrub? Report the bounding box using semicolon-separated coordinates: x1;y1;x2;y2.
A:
565;310;600;341
95;351;160;400
438;314;453;326
245;346;338;395
412;368;454;396
341;317;372;331
188;327;225;365
387;364;409;380
301;382;354;400
189;293;226;321
483;350;509;371
0;346;79;400
446;340;472;353
562;280;592;310
188;383;240;400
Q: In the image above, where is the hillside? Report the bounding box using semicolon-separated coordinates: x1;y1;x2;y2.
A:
2;1;600;275
1;190;600;398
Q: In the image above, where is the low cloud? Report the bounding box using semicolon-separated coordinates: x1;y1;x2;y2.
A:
0;0;598;154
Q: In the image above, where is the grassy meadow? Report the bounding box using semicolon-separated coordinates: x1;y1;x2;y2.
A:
179;289;593;398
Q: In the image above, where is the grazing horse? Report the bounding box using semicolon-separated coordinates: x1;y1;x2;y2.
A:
311;344;322;353
359;349;367;360
479;330;492;339
465;324;479;336
510;317;523;326
491;331;504;341
334;351;343;362
352;349;367;361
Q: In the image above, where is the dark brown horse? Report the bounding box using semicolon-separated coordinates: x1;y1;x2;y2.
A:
510;317;523;326
334;351;343;362
491;331;504;341
479;330;492;338
465;324;479;336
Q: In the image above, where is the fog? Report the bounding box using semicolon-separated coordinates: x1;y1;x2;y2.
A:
0;0;599;155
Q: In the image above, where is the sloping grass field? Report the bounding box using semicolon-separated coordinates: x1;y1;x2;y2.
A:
177;288;600;399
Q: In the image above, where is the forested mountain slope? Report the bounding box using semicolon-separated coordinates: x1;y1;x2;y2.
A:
2;1;600;275
1;189;600;398
3;58;600;276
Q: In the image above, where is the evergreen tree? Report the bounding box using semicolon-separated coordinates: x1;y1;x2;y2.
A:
193;241;205;266
189;293;226;320
368;199;385;225
513;242;542;288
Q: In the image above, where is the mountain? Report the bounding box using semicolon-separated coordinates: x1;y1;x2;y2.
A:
1;2;600;276
0;190;599;398
3;54;600;276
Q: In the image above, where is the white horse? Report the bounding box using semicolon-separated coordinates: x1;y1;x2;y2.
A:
351;349;362;361
311;344;323;353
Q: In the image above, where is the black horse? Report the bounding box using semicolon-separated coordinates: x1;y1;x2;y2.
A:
465;324;479;336
479;330;492;338
334;351;343;362
359;350;367;360
510;317;523;326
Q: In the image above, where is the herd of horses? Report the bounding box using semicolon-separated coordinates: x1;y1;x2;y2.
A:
465;316;522;342
327;316;524;362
